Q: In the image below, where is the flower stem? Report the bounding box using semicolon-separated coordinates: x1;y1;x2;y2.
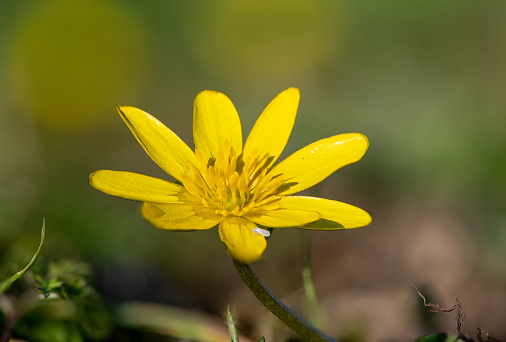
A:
232;259;337;342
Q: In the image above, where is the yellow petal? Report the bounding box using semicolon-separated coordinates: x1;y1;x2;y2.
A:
272;133;369;195
90;170;185;203
193;90;243;161
142;202;220;230
243;88;299;166
219;217;266;263
117;106;197;181
246;209;319;228
280;196;371;229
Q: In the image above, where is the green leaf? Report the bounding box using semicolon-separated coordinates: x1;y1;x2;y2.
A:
226;306;239;342
35;260;95;300
116;301;239;342
415;333;448;342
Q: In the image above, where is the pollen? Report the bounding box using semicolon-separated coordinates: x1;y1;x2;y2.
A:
181;141;287;217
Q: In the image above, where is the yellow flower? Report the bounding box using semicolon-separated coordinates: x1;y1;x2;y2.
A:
90;88;371;263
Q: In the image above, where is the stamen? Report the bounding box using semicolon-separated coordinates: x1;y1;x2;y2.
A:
183;141;286;218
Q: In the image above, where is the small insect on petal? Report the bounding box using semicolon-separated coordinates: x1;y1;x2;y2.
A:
253;228;270;237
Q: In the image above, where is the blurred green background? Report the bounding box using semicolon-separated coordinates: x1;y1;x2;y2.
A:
1;1;505;341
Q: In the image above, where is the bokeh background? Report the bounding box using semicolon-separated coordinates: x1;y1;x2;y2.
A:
1;1;505;341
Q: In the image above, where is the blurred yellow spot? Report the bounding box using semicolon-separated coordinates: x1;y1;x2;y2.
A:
185;0;344;83
7;0;149;132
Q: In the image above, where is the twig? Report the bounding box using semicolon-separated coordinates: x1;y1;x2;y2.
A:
410;284;464;334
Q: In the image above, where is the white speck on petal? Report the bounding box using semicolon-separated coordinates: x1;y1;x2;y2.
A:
253;228;270;237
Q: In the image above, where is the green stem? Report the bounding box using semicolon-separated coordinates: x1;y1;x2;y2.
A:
301;232;322;328
232;259;336;342
0;219;45;295
0;219;45;342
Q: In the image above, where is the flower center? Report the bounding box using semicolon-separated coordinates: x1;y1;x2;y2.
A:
181;141;287;217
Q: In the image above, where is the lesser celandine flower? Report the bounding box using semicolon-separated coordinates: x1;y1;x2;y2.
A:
90;88;371;263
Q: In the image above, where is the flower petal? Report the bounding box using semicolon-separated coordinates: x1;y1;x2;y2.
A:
90;170;185;203
246;209;319;228
219;217;266;263
193;90;242;161
280;196;371;229
243;88;299;166
117;106;197;181
142;202;220;230
272;133;369;195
